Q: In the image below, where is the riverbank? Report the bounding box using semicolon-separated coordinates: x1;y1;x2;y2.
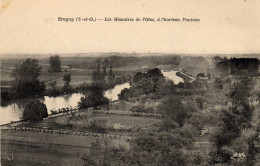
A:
0;81;131;125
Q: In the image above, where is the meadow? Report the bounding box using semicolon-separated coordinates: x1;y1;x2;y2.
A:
1;109;160;165
1;129;128;166
0;58;138;89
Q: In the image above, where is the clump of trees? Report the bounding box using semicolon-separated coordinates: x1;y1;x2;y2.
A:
87;119;108;133
22;100;48;122
107;65;114;87
82;130;205;166
63;74;72;93
92;59;109;83
195;96;205;110
158;95;197;131
78;84;109;109
49;55;61;72
11;58;45;98
211;77;257;165
48;81;61;96
92;59;115;88
118;68;166;100
76;55;181;69
214;77;224;89
214;56;259;77
91;59;130;91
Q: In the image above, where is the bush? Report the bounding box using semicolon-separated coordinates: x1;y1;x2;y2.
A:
87;119;107;133
16;80;46;98
214;77;223;89
195;96;205;110
110;101;129;110
1;90;14;106
22;100;48;122
78;84;109;109
130;105;145;113
158;95;189;127
130;104;155;113
173;124;199;141
82;132;206;166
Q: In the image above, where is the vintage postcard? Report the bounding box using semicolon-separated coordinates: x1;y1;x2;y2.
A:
0;0;259;165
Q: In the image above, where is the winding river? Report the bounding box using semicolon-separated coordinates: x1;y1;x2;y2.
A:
0;71;182;125
161;70;184;84
0;83;130;125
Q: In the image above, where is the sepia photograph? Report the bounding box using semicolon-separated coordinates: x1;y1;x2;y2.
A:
0;0;260;165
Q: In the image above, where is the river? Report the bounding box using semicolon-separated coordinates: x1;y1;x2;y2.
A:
161;70;184;84
0;82;130;125
0;71;182;125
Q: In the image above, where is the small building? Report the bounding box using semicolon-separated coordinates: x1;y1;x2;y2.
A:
196;73;209;80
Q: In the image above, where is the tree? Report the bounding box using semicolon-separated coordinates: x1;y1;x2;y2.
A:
158;95;190;130
108;65;114;87
102;65;106;80
48;81;60;96
82;132;205;166
118;68;167;99
49;81;57;90
16;80;45;98
22;100;48;122
96;59;102;81
11;58;45;97
78;84;109;109
49;55;61;72
63;74;72;93
211;77;255;164
92;59;106;84
214;77;223;89
11;58;41;83
92;70;97;82
195;97;205;110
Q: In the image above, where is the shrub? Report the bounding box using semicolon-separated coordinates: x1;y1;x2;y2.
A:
87;119;107;133
158;95;189;127
130;105;146;113
22;100;48;122
214;77;223;89
78;84;109;109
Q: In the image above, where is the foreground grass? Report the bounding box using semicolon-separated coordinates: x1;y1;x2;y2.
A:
1;129;129;166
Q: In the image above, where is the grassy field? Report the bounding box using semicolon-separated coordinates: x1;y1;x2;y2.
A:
0;58;138;88
1;109;160;165
45;76;92;89
52;112;162;130
1;129;128;166
18;110;162;131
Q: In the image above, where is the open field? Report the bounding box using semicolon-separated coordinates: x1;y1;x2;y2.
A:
53;112;162;130
0;58;139;88
1;129;129;166
45;76;92;89
16;110;162;132
1;110;159;165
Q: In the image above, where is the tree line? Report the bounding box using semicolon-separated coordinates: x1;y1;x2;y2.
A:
214;57;259;77
211;76;258;165
1;55;68;104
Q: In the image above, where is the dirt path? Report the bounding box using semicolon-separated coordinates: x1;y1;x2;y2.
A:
44;76;63;84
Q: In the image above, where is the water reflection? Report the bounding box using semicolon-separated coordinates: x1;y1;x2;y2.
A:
0;82;130;125
104;83;130;101
0;93;84;125
161;70;184;84
41;93;84;112
0;103;23;125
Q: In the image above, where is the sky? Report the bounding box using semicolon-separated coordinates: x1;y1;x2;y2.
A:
0;0;259;56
